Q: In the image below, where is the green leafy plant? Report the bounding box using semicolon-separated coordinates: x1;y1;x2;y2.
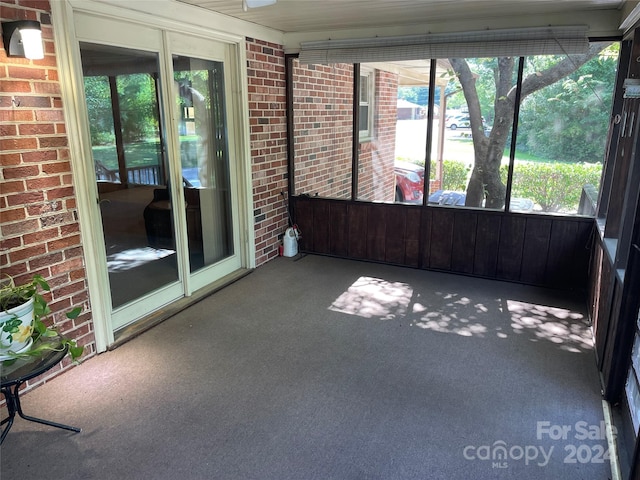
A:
0;274;84;362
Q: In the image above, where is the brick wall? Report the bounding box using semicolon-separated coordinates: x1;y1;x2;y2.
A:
246;38;289;265
292;60;353;199
0;0;95;383
357;69;397;202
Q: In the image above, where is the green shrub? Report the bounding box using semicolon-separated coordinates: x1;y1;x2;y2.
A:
510;162;602;212
442;160;470;191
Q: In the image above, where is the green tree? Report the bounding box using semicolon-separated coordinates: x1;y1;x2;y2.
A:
449;42;613;209
517;45;618;162
117;73;160;143
83;76;115;145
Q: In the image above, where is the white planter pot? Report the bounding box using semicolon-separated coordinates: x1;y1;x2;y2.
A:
0;296;35;357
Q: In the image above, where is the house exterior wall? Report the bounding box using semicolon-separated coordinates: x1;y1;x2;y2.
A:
292;61;354;199
357;69;397;202
1;0;95;386
1;2;288;388
246;37;289;265
292;63;398;203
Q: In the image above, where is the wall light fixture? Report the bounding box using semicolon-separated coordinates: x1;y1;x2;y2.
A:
2;20;44;60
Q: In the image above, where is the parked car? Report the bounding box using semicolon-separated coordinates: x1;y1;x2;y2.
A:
428;189;534;211
444;114;486;130
445;115;471;130
394;161;424;203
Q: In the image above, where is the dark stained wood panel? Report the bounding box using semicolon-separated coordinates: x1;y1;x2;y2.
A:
595;257;614;368
546;220;580;289
451;211;477;274
572;221;594;289
385;205;406;264
474;214;501;278
313;201;331;254
330;201;349;256
293;198;314;252
521;217;552;285
405;207;421;267
429;208;454;270
419;207;433;268
291;196;594;290
601;277;623;399
348;203;368;259
367;205;386;262
496;215;526;281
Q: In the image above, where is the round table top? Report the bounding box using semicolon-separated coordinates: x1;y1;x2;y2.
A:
1;337;68;387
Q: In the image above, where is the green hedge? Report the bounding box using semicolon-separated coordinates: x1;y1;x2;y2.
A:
429;160;601;212
509;162;602;212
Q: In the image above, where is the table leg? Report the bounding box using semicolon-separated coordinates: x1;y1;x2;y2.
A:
1;382;80;444
0;387;17;444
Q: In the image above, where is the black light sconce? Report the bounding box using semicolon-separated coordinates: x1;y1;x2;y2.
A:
2;20;44;60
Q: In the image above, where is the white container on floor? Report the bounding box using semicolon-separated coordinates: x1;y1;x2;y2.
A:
283;227;298;257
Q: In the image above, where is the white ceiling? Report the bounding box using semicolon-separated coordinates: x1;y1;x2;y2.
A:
176;0;630;38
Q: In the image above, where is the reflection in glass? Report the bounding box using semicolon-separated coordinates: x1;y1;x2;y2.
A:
174;56;233;272
514;43;618;214
81;42;179;309
292;60;353;199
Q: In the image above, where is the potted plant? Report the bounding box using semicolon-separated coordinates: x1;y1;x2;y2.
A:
0;274;84;362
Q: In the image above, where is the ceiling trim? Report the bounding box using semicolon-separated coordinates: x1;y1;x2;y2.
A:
68;0;285;46
283;10;624;53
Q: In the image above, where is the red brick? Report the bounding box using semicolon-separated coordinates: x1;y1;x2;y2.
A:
0;137;38;151
34;109;63;121
38;136;67;148
23;228;59;246
26;175;61;190
3;165;40;179
7;66;47;80
9;244;47;263
19;0;52;11
39;212;73;227
0;80;32;93
42;161;71;174
0;179;25;193
18;123;55;135
46;186;74;199
47;234;81;252
33;55;57;68
21;149;57;162
0;153;21;166
6;191;45;207
0;124;17;136
0;207;26;223
32;82;60;95
60;223;80;236
14;96;51;108
0;237;22;251
0;109;34;121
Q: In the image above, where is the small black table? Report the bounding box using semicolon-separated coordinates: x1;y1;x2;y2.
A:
0;337;81;444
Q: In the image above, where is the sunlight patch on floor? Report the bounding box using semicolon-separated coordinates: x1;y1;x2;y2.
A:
107;247;174;272
329;276;413;320
507;300;592;352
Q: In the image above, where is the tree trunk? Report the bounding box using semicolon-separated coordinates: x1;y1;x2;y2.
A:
449;42;609;209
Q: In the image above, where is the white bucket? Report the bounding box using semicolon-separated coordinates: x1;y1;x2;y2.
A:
283;227;298;257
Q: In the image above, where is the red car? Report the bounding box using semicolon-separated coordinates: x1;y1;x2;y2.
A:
394;161;425;203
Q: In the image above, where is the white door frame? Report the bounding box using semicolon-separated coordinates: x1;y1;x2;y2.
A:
51;0;259;352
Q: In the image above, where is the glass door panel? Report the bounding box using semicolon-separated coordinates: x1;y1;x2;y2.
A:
173;56;234;273
80;42;180;311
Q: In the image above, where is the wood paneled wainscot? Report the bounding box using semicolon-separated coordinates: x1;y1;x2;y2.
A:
292;196;594;291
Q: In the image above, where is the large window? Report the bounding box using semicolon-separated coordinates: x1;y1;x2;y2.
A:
359;69;373;140
292;60;353;199
289;41;619;215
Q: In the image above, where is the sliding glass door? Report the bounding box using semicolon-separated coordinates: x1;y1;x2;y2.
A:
75;14;241;331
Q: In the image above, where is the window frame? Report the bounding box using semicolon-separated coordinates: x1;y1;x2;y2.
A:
358;68;374;142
